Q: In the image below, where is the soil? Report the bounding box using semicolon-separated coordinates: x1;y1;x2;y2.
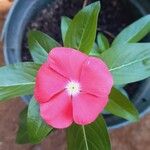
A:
21;0;135;61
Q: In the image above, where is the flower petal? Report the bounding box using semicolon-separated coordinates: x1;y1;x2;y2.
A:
73;93;108;125
80;57;113;97
48;47;88;80
34;63;67;103
40;91;73;129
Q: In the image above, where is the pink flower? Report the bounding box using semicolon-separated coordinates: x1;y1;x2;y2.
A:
34;47;113;129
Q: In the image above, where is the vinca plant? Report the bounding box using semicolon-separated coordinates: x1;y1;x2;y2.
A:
1;1;150;149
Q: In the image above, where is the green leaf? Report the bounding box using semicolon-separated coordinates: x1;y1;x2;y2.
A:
106;87;139;122
0;62;40;101
112;15;150;46
27;97;53;144
89;43;101;57
16;107;29;144
61;16;72;43
97;33;110;52
28;30;60;64
64;2;100;54
67;115;111;150
100;43;150;84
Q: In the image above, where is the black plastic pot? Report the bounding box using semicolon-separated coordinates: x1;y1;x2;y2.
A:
2;0;150;129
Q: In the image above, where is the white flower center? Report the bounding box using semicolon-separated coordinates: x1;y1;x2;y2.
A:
66;81;80;96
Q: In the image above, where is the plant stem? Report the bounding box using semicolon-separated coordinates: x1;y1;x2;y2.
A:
83;0;88;7
97;28;115;39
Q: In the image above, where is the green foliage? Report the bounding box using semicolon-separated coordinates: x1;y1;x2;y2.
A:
106;87;139;122
16;107;29;144
27;97;53;144
97;33;110;52
28;30;60;64
16;98;53;144
89;43;101;56
64;2;100;54
112;15;150;46
61;16;72;43
101;43;150;84
0;62;40;101
67;115;111;150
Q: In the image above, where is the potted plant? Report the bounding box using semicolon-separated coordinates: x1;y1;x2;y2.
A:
1;0;150;149
2;0;150;129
